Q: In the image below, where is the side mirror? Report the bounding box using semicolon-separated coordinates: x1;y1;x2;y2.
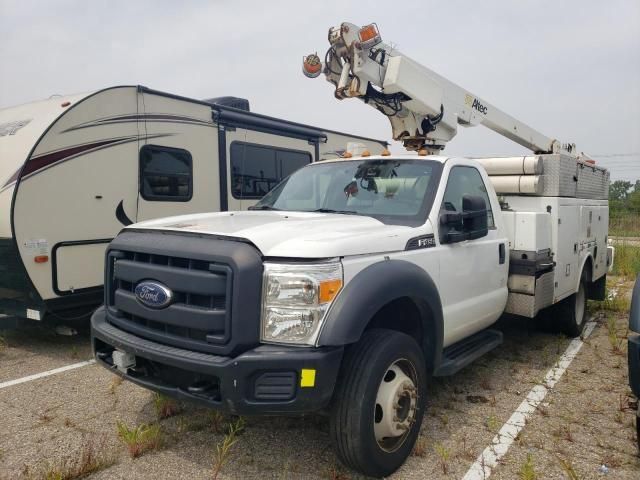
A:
439;195;488;243
462;195;488;240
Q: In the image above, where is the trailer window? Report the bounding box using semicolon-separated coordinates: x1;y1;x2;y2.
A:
140;145;193;201
230;142;311;199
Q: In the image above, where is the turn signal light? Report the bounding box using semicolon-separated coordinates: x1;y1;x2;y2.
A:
34;255;49;263
319;279;343;303
358;24;381;45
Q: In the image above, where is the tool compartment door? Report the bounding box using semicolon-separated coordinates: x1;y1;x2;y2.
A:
555;205;580;300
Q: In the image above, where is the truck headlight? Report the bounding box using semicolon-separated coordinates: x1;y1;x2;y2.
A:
261;261;343;345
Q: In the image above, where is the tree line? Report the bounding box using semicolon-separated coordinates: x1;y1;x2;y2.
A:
609;180;640;214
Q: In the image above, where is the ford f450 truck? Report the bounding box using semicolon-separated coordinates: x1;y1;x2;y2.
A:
92;22;613;478
92;151;611;477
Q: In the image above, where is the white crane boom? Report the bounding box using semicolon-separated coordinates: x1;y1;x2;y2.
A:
304;22;581;157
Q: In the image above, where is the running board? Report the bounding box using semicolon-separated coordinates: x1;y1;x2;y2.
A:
434;329;503;377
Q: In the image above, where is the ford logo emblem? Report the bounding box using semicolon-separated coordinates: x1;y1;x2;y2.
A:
134;281;173;309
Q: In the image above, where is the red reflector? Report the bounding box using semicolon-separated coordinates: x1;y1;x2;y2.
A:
61;101;70;107
34;255;49;263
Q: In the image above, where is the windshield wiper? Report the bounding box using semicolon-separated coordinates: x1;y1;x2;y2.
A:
248;205;280;211
310;208;360;215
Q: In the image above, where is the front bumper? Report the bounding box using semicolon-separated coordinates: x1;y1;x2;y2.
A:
91;307;343;414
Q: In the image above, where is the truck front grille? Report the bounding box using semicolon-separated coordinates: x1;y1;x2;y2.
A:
106;250;233;354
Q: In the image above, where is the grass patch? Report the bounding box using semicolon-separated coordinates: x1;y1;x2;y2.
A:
610;243;640;278
519;453;537;480
557;457;582;479
433;442;451;475
116;421;163;458
212;417;245;480
153;393;181;420
607;315;626;354
25;435;115;480
609;211;640;237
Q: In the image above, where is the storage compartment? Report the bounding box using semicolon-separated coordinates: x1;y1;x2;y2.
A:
483;154;609;199
502;211;551;252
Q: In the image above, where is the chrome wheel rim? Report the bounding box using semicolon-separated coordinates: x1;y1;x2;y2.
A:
373;359;418;452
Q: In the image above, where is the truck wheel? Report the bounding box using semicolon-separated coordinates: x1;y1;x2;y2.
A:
329;329;427;478
556;271;588;337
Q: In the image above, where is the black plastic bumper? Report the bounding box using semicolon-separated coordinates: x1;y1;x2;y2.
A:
91;307;343;415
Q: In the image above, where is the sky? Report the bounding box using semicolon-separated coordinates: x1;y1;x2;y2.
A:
1;0;638;181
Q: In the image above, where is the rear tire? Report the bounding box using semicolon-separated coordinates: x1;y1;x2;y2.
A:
329;329;427;478
555;270;589;337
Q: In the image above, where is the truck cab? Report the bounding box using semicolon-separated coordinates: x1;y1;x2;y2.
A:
92;153;517;477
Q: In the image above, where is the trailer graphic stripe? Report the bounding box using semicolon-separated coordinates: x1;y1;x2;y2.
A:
62;113;214;133
18;134;172;181
22;138;130;177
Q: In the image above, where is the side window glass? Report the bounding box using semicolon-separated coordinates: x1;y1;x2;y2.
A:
441;166;495;227
139;145;192;201
230;144;277;199
230;143;311;199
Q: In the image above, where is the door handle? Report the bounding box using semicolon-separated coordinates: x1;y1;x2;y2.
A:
498;243;506;264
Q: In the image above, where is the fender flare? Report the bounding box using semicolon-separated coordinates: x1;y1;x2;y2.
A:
317;259;444;370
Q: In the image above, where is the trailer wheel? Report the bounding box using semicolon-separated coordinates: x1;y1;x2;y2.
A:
329;329;427;478
556;270;589;337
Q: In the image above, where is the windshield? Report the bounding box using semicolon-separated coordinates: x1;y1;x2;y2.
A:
254;158;442;225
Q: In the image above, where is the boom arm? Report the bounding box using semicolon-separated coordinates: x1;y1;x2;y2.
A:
304;22;579;157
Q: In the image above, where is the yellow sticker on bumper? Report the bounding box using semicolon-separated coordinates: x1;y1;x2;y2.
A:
300;369;316;387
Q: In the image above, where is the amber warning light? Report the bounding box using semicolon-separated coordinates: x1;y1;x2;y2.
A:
358;24;381;46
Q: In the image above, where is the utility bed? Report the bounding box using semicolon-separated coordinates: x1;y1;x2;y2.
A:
477;154;611;317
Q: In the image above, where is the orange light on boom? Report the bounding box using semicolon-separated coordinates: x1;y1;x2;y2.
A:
358;24;380;45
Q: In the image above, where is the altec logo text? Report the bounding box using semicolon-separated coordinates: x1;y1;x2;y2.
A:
464;94;488;115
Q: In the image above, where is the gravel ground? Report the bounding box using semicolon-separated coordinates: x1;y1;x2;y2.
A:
0;280;638;480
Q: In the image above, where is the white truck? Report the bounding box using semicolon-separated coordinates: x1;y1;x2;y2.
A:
92;22;613;477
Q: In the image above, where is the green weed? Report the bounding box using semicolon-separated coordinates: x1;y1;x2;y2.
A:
519;453;537;480
211;417;245;480
116;421;162;458
153;393;181;420
434;442;451;474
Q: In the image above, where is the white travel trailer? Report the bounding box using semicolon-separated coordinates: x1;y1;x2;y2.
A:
0;85;387;321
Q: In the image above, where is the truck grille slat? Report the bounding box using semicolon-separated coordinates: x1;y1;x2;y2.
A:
107;249;233;354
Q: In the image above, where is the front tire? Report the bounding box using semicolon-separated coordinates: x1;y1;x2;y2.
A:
329;329;427;478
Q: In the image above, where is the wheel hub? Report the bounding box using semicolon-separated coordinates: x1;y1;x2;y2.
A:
374;363;418;448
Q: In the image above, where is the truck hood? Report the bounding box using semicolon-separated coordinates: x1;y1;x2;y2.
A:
130;211;420;258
